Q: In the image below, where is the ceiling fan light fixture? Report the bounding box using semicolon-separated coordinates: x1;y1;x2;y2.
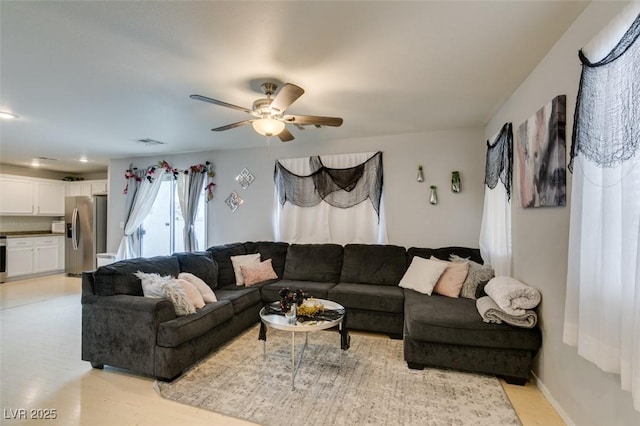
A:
252;117;285;137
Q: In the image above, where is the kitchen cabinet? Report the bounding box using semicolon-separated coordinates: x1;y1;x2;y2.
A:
6;238;35;276
0;175;65;216
36;181;65;215
91;180;108;195
0;176;35;214
65;179;108;197
7;236;64;278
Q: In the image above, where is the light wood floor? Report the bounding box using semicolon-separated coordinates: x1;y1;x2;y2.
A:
0;274;564;425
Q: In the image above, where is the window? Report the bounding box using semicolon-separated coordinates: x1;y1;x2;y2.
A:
140;178;206;257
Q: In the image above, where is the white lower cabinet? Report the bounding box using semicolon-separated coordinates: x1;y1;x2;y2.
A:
7;236;64;278
7;239;35;276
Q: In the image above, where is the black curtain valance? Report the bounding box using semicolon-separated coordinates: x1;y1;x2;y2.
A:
485;123;513;200
274;151;383;217
569;13;640;172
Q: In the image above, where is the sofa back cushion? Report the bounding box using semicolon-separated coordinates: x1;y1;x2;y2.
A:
407;246;483;265
93;256;180;296
173;251;219;289
254;241;289;279
341;244;407;286
283;244;344;283
207;243;247;286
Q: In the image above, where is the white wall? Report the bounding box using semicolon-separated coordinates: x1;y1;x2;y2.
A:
107;127;485;253
486;1;639;425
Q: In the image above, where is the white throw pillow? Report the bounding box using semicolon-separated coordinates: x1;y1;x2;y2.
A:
162;281;196;316
399;257;448;295
178;272;217;303
230;253;261;286
134;271;173;298
134;271;197;316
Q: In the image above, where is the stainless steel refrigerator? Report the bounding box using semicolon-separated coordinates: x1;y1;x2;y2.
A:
65;195;107;276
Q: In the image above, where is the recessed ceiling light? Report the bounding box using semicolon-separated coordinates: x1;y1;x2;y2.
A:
0;111;19;119
79;156;88;163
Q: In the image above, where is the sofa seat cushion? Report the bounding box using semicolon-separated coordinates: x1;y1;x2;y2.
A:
261;280;338;303
94;256;180;296
340;244;407;286
157;300;234;348
214;285;262;314
283;244;343;283
329;283;404;313
404;289;541;351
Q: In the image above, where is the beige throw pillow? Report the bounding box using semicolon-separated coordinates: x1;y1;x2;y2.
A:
240;259;278;286
230;254;261;286
430;256;469;298
172;278;205;309
399;256;448;295
178;272;217;303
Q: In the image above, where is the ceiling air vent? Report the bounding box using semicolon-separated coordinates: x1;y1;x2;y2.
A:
136;138;166;146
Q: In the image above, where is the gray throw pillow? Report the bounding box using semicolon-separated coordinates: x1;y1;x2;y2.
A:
449;254;495;299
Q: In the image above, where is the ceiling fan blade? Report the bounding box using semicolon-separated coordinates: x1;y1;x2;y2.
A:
283;114;343;127
211;119;254;132
190;94;253;114
277;127;295;142
270;83;305;113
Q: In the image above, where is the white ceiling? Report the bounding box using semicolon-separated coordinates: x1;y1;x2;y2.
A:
0;1;589;174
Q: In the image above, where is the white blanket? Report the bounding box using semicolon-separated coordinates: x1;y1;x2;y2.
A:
476;296;538;328
484;276;541;316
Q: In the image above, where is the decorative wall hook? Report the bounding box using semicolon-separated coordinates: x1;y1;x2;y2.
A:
416;165;424;183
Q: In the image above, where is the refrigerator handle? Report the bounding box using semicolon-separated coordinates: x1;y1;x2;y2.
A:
72;208;79;250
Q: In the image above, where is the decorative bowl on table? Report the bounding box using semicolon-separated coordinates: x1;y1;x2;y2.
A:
296;299;324;317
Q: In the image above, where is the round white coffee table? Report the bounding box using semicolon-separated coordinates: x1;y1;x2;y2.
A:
259;299;346;390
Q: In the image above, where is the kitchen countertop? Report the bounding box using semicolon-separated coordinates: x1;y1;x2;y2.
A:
0;231;65;238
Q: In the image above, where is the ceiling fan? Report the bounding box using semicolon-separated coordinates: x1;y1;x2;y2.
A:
190;82;343;142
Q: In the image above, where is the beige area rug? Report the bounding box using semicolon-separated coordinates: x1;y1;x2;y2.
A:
154;325;521;426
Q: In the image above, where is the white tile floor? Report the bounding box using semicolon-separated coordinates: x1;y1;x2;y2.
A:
0;274;563;425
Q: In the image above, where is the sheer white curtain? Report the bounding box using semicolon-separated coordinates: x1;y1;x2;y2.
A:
563;3;640;410
115;167;168;260
274;152;388;244
479;123;513;276
177;170;206;252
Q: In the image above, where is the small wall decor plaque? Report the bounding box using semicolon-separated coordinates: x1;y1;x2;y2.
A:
225;191;244;212
236;168;255;189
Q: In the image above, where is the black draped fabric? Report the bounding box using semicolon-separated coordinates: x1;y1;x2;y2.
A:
484;123;513;200
274;151;383;217
569;12;640;172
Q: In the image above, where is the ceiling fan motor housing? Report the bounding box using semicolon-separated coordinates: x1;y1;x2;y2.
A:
252;98;276;116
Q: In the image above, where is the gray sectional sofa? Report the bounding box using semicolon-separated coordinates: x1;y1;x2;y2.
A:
81;241;541;384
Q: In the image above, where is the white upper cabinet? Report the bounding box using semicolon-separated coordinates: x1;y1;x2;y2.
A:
0;176;35;214
65;180;108;197
0;174;67;216
35;181;65;215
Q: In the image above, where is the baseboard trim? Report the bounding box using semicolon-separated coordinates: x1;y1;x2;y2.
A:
531;371;575;426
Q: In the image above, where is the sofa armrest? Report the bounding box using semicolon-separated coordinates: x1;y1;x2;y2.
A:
81;294;176;376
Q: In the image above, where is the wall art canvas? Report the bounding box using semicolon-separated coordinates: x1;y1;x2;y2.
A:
516;94;566;208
